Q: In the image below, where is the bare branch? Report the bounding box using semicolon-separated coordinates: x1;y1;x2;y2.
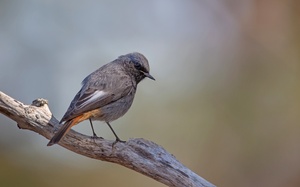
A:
0;91;215;187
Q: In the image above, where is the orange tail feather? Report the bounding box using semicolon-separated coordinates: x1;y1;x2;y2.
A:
47;117;79;146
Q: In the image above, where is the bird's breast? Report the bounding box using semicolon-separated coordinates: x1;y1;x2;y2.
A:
92;92;135;122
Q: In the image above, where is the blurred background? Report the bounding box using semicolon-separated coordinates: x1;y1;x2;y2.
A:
0;0;300;186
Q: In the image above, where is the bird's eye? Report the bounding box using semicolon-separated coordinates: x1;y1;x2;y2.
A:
133;61;142;70
129;54;146;72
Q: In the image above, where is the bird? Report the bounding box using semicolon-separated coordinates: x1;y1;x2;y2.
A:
47;52;154;146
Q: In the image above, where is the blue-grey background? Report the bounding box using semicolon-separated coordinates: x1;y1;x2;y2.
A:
1;1;300;187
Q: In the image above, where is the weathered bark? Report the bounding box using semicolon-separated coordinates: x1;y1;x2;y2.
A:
0;91;215;187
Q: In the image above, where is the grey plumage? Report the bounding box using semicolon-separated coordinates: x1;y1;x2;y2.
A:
60;52;154;123
47;52;154;146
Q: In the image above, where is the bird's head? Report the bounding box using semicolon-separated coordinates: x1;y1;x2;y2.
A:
120;52;155;83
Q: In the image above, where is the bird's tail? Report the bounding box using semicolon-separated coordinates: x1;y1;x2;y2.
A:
47;118;78;146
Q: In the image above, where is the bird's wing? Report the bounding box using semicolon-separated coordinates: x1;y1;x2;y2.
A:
60;71;134;123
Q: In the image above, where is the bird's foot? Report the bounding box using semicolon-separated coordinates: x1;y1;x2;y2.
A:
91;133;103;139
112;138;126;147
116;137;126;143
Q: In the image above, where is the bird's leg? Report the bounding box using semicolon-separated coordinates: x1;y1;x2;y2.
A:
89;118;98;138
106;122;126;143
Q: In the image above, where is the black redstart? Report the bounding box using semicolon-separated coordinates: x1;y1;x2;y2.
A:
47;52;154;146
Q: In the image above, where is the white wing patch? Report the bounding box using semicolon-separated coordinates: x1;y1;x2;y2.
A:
78;90;107;108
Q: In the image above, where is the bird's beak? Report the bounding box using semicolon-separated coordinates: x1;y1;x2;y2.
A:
143;72;155;80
